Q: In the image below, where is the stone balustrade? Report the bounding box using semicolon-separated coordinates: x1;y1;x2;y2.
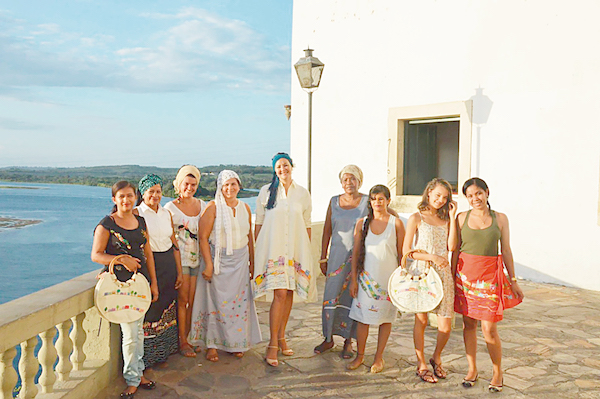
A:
0;271;121;399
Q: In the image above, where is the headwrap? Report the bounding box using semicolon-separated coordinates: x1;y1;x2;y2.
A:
266;152;293;210
173;165;201;195
138;174;163;196
213;170;241;276
339;164;363;189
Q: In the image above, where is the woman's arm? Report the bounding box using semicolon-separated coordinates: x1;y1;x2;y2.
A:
447;200;459;251
169;213;183;289
245;203;255;279
402;213;418;261
451;212;466;277
394;217;406;264
144;241;159;302
199;201;216;281
498;213;524;299
91;225;140;271
349;218;364;298
319;202;333;275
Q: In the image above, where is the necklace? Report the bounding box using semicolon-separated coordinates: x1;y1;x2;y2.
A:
471;210;490;227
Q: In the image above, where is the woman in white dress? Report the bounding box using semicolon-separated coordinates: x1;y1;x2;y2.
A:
253;152;315;367
348;185;405;373
189;170;262;362
164;165;206;357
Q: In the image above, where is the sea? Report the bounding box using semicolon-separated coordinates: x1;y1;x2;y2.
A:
0;181;257;305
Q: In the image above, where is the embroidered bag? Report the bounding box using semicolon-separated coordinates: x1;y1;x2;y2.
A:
94;254;151;324
388;249;444;313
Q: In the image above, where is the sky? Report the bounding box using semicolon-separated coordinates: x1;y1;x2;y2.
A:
0;0;293;168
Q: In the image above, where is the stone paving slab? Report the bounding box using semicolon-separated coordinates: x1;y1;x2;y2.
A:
95;279;600;398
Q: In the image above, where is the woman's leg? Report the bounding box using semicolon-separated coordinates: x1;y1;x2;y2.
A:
278;290;294;351
413;313;429;371
372;322;392;370
267;289;288;361
347;322;368;369
462;315;479;380
431;315;452;367
481;320;502;386
186;274;198;341
177;272;194;355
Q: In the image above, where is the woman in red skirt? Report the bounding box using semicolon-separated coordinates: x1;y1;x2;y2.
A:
453;178;524;393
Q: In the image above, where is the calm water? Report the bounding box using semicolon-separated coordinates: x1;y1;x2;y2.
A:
0;182;257;305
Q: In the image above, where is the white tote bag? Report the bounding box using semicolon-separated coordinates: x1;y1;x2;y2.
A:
94;254;151;324
388;249;444;313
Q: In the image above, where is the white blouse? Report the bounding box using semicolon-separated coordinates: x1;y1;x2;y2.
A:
136;202;173;252
209;200;250;251
165;199;206;268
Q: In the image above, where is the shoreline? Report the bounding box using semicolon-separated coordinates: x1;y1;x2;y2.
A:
0;217;42;229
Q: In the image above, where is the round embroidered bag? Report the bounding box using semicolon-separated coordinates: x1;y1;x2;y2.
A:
94;255;151;324
388;249;444;313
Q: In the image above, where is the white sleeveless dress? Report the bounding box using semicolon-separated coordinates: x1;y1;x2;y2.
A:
349;215;399;325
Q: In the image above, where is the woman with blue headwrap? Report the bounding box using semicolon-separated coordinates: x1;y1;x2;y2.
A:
188;170;262;362
254;152;315;367
135;174;183;368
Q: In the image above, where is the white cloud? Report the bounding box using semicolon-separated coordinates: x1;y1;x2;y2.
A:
0;7;290;96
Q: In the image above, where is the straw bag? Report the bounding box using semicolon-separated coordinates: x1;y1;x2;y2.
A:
388;249;444;313
94;255;151;324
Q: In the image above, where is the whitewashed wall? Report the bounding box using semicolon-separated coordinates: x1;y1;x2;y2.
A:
290;0;600;290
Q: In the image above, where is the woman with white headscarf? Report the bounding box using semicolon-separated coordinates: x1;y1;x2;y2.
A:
189;170;262;361
164;165;206;357
314;165;368;359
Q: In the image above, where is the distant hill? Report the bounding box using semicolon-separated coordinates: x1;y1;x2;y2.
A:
0;165;273;199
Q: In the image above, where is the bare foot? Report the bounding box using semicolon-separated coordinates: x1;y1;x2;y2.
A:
206;348;219;362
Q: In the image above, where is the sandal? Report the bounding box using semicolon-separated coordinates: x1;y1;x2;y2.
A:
417;368;438;383
370;359;385;374
179;344;196;358
462;373;479;388
429;358;447;379
314;340;334;354
138;380;156;390
278;338;294;356
206;349;219;362
340;341;354;359
489;378;503;393
265;346;279;367
120;387;136;398
346;353;364;370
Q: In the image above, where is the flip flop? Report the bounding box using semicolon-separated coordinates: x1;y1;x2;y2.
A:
179;344;196;358
206;349;219;362
340;346;354;359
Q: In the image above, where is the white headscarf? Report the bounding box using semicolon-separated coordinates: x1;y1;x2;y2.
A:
339;164;363;189
213;170;241;275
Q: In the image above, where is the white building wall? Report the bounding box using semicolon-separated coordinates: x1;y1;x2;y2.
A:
290;0;600;290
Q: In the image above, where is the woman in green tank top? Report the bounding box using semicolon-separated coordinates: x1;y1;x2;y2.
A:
452;178;524;393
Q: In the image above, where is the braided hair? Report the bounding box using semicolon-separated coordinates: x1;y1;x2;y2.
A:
462;177;491;211
356;184;391;274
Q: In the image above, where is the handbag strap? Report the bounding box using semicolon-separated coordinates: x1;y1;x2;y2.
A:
108;254;134;275
400;249;432;275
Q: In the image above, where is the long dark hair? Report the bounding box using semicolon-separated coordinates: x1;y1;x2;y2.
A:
356;184;391;274
462;177;491;210
266;152;293;210
417;178;453;221
111;180;136;213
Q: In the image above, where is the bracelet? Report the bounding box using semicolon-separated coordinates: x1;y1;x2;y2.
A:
510;277;517;282
318;258;328;264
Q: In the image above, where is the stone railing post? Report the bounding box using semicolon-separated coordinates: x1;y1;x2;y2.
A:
70;313;87;370
39;327;58;393
0;347;18;399
18;337;39;399
56;319;73;381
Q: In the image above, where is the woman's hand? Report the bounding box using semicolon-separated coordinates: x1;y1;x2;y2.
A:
449;200;457;219
349;278;358;298
249;262;254;280
119;255;141;272
431;255;450;268
320;261;328;276
150;282;159;302
202;263;214;282
511;281;525;300
174;273;183;290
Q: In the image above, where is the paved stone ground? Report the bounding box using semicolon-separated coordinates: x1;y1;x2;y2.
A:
95;278;600;398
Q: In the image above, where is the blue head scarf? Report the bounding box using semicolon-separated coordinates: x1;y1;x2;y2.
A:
266;152;293;210
138;174;163;196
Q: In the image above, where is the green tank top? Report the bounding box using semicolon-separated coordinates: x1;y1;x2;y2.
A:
460;210;501;256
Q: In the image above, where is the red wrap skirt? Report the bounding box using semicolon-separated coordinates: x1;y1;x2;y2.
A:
454;252;522;322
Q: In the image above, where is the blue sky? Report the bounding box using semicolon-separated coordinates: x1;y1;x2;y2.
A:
0;0;293;167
